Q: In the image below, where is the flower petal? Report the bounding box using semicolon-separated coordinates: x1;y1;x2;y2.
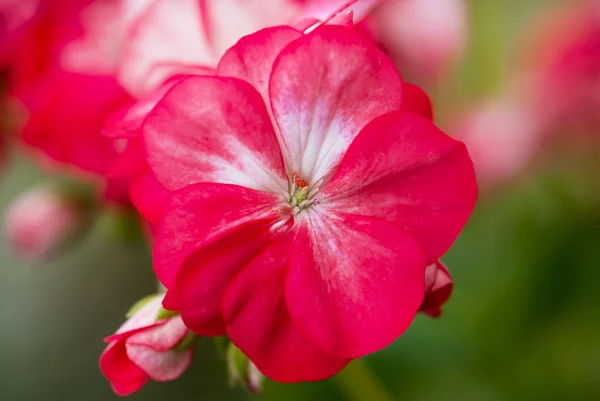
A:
298;0;383;32
21;70;129;176
118;0;215;96
217;26;302;104
223;235;349;382
114;296;164;336
153;183;285;324
143;75;287;193
126;344;193;382
269;25;403;181
322;111;478;262
202;0;302;56
286;211;426;359
130;171;171;224
402;83;433;121
99;340;147;396
126;316;189;352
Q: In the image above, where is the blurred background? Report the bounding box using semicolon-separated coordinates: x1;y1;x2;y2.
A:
1;0;599;400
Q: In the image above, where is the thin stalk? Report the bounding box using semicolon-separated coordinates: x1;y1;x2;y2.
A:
334;359;394;401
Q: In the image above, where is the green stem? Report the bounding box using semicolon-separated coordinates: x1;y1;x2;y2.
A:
334;359;394;401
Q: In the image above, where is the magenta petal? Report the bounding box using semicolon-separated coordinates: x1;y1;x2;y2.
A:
153;183;285;333
286;212;426;359
99;341;147;396
143;75;287;192
217;26;302;103
21;70;129;176
322;111;478;262
269;25;403;180
129;172;171;224
223;235;349;382
402;83;434;121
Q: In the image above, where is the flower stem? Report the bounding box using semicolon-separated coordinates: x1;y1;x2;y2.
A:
334;359;394;401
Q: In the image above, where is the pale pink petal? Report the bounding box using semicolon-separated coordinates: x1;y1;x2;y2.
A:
118;0;215;96
127;316;190;352
203;0;301;56
143;75;287;193
126;344;194;382
115;296;163;335
269;26;403;181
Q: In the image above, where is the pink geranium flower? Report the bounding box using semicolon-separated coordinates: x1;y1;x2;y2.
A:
105;0;420;223
144;25;477;381
100;295;195;396
2;0;131;194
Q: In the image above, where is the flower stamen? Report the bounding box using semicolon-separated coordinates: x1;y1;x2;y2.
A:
279;171;321;216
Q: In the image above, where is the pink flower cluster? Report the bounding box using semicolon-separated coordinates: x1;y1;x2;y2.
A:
0;0;477;395
455;1;600;186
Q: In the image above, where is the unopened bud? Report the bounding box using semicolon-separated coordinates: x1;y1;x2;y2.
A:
227;342;264;393
420;261;453;317
3;181;97;262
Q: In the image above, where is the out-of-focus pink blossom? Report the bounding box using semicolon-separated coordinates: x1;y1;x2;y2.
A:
117;0;305;97
100;295;195;396
3;183;94;262
453;98;542;185
369;0;468;83
520;1;600;136
2;0;131;192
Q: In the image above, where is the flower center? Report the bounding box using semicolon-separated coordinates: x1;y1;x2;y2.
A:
280;171;321;216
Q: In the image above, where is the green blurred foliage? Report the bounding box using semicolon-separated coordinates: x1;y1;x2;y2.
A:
1;1;599;400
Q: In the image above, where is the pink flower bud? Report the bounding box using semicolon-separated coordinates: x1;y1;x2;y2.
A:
100;295;195;396
419;261;453;317
3;183;94;262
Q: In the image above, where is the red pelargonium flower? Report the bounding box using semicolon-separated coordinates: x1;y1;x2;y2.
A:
117;0;382;97
100;295;195;396
106;0;422;224
2;0;131;200
144;25;477;382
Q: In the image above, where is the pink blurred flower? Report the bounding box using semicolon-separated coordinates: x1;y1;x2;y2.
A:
144;25;476;382
3;183;94;262
100;295;195;396
368;0;468;82
520;1;600;136
454;98;542;185
2;0;131;195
